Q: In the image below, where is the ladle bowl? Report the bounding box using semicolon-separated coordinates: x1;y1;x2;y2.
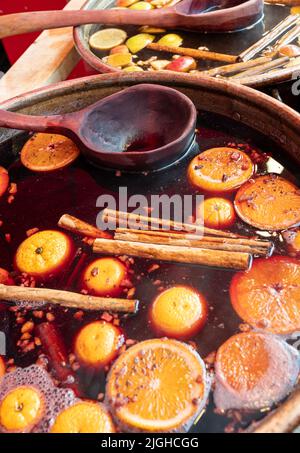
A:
0;84;197;171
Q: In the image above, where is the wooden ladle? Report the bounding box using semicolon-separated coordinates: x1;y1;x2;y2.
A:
0;0;264;38
0;84;197;171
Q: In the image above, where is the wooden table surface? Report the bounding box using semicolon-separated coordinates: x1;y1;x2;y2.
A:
0;0;86;103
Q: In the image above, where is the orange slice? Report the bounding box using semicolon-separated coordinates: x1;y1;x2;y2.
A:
21;133;79;172
235;174;300;231
0;167;9;197
216;332;270;393
198;197;236;229
106;338;209;432
0;385;44;432
14;230;74;280
187;148;254;193
150;286;207;339
81;257;127;297
0;357;5;378
0;268;14;285
50;401;115;433
74;321;123;368
214;332;299;410
230;256;300;335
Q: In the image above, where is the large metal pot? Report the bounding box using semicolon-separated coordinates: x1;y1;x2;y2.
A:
0;72;300;432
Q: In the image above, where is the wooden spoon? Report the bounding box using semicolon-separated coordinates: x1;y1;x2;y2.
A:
0;0;263;38
0;84;197;171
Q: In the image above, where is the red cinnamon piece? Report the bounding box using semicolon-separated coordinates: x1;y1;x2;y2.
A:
36;322;81;396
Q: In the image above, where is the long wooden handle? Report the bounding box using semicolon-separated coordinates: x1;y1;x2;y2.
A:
0;9;169;39
0;109;70;134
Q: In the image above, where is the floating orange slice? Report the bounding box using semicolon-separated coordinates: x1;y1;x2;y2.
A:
234;174;300;231
14;230;74;280
230;256;300;335
216;332;270;393
74;321;124;368
0;268;14;285
214;332;299;410
187;148;254;193
150;286;207;339
0;167;9;198
106;338;209;432
0;357;5;378
50;401;115;433
198;197;236;229
81;257;127;297
21;133;80;172
0;385;44;432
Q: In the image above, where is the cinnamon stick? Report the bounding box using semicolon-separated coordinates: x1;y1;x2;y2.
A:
102;208;244;239
0;284;139;314
116;227;273;249
36;322;81;395
230;56;290;79
147;42;237;63
58;214;112;239
202;56;272;77
238;14;300;61
274;23;300;49
114;230;273;256
235;62;300;87
93;238;252;270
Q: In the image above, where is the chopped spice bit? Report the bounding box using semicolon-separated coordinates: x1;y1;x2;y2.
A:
26;228;39;237
46;313;55;322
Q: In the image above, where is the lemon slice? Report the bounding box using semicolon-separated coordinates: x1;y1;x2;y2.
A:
126;33;155;54
158;33;183;47
89;28;127;51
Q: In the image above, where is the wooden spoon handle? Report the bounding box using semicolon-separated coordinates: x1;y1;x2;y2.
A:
0;109;67;134
0;9;168;39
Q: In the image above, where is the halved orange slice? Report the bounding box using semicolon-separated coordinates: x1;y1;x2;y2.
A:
74;321;123;368
106;338;209;432
198;197;236;230
0;357;5;378
0;167;9;197
14;230;74;280
21;133;79;172
187;148;254;193
214;332;299;410
150;286;207;339
234;174;300;231
81;257;127;297
230;256;300;335
50;401;115;433
0;385;44;432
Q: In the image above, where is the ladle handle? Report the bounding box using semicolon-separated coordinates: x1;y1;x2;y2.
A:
0;9;171;39
0;109;70;135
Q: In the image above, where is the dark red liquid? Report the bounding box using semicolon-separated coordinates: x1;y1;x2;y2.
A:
0;111;299;433
126;133;166;152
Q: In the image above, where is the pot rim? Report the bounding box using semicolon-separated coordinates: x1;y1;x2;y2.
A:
0;72;299;131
